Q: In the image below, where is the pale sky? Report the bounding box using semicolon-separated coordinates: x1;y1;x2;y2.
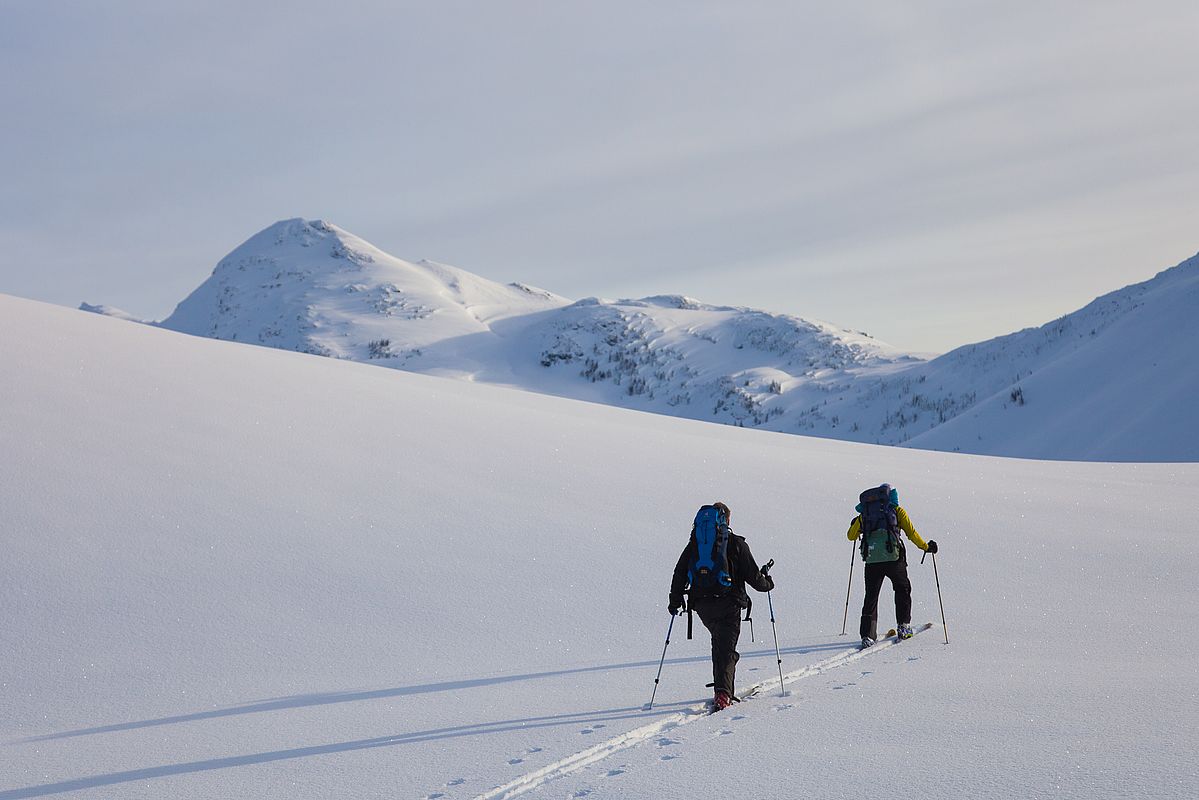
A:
2;1;1196;353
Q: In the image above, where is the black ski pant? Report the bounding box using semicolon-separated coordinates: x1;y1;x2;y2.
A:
860;556;912;641
692;598;743;696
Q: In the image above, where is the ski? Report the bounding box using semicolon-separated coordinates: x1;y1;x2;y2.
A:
708;685;761;714
889;623;922;641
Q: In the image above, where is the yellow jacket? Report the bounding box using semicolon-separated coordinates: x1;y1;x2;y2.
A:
847;505;929;552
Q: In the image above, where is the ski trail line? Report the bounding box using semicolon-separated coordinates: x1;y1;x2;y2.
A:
470;623;935;800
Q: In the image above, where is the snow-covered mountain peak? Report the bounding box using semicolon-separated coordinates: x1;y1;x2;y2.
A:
156;219;902;401
159;218;570;362
236;217;381;267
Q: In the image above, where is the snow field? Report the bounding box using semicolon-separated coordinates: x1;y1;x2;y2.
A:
2;293;1196;799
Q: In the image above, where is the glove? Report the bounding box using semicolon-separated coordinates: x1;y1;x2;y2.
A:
668;602;682;616
762;574;775;592
926;540;938;554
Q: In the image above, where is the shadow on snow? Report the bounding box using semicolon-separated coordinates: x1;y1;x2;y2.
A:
0;702;698;798
19;640;850;744
2;640;854;797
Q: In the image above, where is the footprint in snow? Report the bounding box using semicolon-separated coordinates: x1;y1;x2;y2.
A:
718;729;734;736
907;656;920;662
606;768;626;777
425;794;446;799
657;737;681;747
580;724;607;735
774;703;795;712
506;744;544;764
447;778;466;786
573;790;593;798
660;753;681;761
730;715;746;721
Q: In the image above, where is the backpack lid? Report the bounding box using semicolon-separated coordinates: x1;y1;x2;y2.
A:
856;484;898;512
696;503;730;527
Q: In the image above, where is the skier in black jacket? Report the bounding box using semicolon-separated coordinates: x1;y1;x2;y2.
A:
669;502;774;710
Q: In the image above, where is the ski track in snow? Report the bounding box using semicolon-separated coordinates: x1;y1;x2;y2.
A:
468;624;935;800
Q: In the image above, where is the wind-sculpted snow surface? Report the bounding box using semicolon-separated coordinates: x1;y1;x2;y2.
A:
3;294;1197;798
138;219;1199;459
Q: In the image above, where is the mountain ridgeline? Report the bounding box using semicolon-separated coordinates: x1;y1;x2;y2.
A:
95;218;1199;461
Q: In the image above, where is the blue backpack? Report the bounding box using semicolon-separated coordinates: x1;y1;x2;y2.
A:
688;504;733;598
857;484;903;564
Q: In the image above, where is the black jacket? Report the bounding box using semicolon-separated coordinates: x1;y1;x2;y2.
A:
670;531;773;609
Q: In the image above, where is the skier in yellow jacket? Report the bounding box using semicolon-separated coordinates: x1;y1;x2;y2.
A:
848;484;938;647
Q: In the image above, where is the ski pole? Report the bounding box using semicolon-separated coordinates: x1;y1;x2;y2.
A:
840;539;856;635
745;597;755;643
931;551;949;644
648;612;677;709
761;559;785;697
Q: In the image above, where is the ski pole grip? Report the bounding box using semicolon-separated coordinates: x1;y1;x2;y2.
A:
761;558;774;576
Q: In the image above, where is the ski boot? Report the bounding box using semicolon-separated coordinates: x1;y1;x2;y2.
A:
897;623;914;640
713;690;733;711
860;636;875;649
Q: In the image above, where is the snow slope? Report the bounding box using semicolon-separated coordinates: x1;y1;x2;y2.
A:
128;219;1199;461
3;293;1196;799
905;255;1199;459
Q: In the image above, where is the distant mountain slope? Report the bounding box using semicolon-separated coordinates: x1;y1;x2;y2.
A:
487;294;917;428
763;251;1199;460
905;252;1199;459
105;218;1198;461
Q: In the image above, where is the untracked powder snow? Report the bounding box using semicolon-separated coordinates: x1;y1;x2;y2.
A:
3;293;1197;799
